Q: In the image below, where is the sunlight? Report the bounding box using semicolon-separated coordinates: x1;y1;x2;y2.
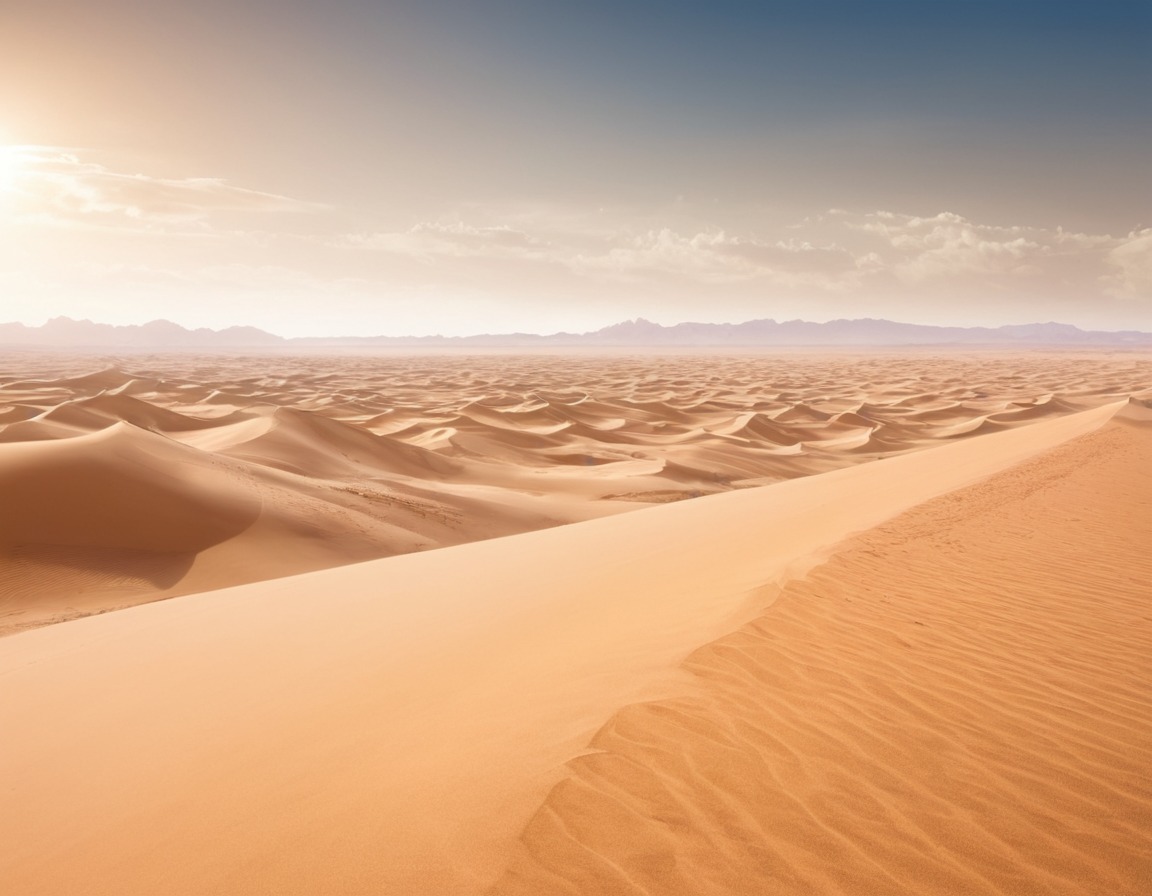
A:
0;143;28;192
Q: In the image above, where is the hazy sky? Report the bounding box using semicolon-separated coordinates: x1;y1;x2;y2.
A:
1;0;1149;336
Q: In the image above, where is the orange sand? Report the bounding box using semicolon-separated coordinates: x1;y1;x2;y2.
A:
0;352;1149;894
493;406;1152;896
2;351;1149;633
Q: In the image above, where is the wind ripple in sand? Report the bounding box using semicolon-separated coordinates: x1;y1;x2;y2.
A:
1;351;1149;633
490;415;1152;896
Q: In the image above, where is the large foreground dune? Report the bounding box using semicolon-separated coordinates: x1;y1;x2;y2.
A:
1;368;1150;894
494;403;1152;896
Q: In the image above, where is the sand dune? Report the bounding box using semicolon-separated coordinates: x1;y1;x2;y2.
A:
2;351;1149;633
1;397;1147;894
494;405;1152;896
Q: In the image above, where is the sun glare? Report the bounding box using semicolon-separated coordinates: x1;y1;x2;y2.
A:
0;144;27;193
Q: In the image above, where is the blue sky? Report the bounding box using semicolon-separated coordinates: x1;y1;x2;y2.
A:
1;0;1148;334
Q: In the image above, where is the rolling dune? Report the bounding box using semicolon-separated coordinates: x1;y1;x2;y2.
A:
2;351;1149;633
0;396;1148;895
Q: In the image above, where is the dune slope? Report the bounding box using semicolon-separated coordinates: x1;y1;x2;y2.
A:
0;401;1138;895
1;352;1148;632
492;409;1152;895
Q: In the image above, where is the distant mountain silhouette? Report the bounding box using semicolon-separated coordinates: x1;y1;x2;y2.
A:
0;317;282;348
2;315;1149;349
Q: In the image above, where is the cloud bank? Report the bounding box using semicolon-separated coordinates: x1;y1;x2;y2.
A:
2;149;1147;336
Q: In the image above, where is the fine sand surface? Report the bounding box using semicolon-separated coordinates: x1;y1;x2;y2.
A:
493;403;1152;896
2;351;1150;634
1;388;1149;895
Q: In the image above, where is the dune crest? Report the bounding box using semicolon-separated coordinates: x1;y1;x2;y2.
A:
2;351;1149;633
492;414;1152;896
0;398;1143;895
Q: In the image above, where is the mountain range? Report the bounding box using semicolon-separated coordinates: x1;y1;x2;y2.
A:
2;316;1150;349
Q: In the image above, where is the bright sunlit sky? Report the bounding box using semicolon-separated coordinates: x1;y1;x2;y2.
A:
1;0;1149;336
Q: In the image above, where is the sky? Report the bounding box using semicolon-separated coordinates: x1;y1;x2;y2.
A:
1;0;1149;336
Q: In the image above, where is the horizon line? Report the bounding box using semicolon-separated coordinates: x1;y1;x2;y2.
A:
6;314;1152;342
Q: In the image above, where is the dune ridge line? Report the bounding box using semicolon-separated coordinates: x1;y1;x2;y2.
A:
0;399;1133;895
492;408;1152;895
3;353;1148;634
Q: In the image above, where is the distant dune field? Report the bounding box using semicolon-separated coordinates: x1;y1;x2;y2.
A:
2;350;1149;634
0;350;1149;895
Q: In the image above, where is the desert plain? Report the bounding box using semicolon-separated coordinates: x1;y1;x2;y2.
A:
1;349;1150;895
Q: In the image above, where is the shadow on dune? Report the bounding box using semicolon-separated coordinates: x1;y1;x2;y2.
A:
0;423;263;611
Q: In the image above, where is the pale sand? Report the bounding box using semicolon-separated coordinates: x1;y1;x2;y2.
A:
2;351;1150;633
1;394;1148;894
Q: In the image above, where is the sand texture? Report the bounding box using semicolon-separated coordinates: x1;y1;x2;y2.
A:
492;408;1152;896
1;347;1150;894
2;351;1149;634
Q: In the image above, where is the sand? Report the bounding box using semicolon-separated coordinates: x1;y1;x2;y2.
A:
493;405;1152;896
2;350;1149;633
0;350;1150;894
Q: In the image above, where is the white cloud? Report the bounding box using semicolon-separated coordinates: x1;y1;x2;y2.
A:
832;210;1152;314
3;146;1146;332
337;221;871;291
330;208;1149;326
1102;228;1152;300
3;148;318;223
568;228;867;291
338;222;548;260
851;211;1042;281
